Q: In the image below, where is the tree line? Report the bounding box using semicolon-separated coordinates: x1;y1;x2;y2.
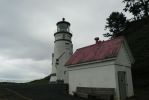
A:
104;0;149;38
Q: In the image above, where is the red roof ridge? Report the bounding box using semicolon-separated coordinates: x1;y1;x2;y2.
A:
77;36;124;50
66;36;125;66
76;44;97;50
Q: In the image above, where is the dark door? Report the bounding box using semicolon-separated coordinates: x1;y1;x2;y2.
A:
118;71;127;100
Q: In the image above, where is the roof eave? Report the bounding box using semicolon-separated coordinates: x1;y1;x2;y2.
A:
66;57;117;68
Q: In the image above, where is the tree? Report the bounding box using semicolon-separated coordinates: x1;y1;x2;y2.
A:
104;12;128;38
123;0;149;20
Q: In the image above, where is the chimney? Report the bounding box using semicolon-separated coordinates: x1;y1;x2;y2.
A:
95;37;99;44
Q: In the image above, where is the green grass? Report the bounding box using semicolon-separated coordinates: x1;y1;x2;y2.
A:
0;83;84;100
0;88;31;100
28;75;50;84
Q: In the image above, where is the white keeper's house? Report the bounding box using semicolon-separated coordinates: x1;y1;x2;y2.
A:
50;19;134;100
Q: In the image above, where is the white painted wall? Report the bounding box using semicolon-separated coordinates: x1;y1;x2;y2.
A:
67;43;134;100
50;76;57;82
115;44;134;99
68;60;117;95
115;65;134;99
116;44;132;67
51;32;73;83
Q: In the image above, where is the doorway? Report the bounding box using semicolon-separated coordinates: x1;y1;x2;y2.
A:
118;71;127;100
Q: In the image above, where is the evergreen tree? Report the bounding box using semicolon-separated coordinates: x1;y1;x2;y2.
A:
123;0;149;20
104;12;128;38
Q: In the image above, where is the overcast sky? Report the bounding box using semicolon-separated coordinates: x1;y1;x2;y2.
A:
0;0;129;82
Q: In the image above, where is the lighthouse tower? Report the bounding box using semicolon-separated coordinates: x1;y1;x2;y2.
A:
50;18;73;83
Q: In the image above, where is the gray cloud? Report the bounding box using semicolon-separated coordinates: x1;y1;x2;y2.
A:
0;0;127;82
0;56;51;82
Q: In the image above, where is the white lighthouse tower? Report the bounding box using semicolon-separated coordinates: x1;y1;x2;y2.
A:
50;18;73;83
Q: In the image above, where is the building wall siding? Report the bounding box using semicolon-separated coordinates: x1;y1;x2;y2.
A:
53;40;72;83
67;43;134;100
115;45;134;99
116;44;131;67
115;65;134;99
68;63;116;95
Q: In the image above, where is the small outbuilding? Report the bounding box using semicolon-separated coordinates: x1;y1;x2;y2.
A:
65;36;134;100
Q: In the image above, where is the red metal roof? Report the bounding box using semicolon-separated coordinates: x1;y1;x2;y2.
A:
65;36;124;66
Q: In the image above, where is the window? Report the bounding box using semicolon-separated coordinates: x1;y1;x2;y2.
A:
63;34;65;39
56;59;59;65
64;71;66;74
65;43;69;45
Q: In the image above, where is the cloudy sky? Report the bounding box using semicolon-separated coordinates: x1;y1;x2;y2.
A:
0;0;130;82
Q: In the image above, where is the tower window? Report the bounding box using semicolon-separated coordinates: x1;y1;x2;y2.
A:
63;34;65;39
65;43;69;45
52;53;54;57
56;59;59;65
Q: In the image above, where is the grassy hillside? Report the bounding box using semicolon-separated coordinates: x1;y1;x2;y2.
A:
0;88;31;100
0;83;84;100
28;75;50;84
